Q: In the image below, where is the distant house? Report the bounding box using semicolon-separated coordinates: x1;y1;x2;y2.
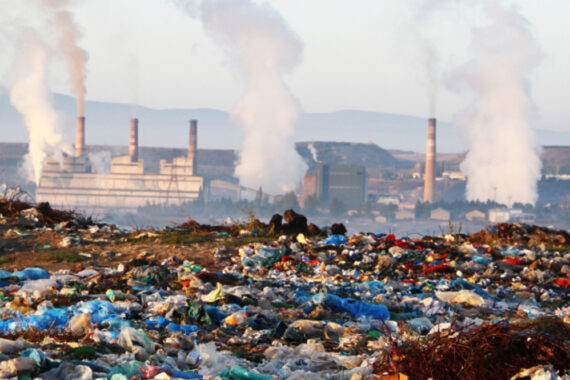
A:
488;208;523;223
442;171;467;181
395;210;415;220
375;215;388;223
376;194;401;205
465;210;486;222
430;208;450;221
510;213;536;224
399;203;416;210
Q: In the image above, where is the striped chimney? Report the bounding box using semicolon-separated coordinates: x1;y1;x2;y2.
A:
423;118;436;203
75;116;85;157
129;118;139;162
189;119;197;173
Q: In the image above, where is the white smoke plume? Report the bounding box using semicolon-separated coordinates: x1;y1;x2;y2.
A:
451;0;541;206
88;151;111;174
308;143;319;163
10;31;73;185
2;1;88;185
45;0;89;116
413;0;449;117
176;0;307;194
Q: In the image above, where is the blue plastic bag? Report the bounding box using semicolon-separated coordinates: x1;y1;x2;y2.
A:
13;267;50;280
312;293;389;320
323;235;347;246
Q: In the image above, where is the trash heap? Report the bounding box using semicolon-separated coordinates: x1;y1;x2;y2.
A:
0;207;568;379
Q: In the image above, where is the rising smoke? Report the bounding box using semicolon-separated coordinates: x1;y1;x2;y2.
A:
10;31;72;185
451;0;542;206
3;0;88;184
48;0;89;116
176;0;307;194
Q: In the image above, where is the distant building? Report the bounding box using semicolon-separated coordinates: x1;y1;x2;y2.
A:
488;208;525;223
395;210;415;220
442;171;467;181
375;215;388;223
301;175;317;208
465;210;486;222
430;208;450;221
510;213;536;224
36;119;203;212
376;194;401;205
315;163;366;206
398;203;416;210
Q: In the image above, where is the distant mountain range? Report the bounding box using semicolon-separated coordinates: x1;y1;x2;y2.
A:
1;91;569;153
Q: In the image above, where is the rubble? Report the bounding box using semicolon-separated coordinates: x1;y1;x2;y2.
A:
0;198;568;379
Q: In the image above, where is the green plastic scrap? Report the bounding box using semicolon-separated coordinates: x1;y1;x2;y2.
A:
217;365;274;380
70;346;96;358
190;265;202;273
108;360;144;379
271;301;293;309
13;228;31;237
368;330;380;338
187;304;213;325
295;262;312;274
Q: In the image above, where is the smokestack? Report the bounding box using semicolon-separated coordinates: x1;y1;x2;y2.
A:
188;119;197;173
424;118;436;203
129;118;139;162
75;116;85;157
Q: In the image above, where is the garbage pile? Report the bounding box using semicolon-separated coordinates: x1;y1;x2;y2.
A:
0;206;568;379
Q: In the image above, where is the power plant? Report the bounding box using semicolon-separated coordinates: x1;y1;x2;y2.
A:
35;118;203;212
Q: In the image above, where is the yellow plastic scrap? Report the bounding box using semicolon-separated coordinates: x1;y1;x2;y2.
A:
297;233;308;244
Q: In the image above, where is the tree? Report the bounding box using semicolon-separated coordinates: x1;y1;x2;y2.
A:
415;200;431;219
277;191;300;211
303;195;319;213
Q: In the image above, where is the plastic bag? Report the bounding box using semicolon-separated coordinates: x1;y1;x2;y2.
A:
217;365;273;380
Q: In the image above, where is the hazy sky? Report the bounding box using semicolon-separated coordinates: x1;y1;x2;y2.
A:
2;0;569;131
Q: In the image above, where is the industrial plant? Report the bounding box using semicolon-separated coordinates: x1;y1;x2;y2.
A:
35;117;203;212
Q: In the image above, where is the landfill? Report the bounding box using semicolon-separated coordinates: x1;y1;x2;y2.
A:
0;199;569;379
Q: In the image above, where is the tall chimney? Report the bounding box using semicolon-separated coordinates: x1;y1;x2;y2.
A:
188;119;197;174
75;116;85;157
129;118;139;162
424;118;436;203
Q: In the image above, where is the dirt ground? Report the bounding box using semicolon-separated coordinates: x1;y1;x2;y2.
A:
0;221;236;272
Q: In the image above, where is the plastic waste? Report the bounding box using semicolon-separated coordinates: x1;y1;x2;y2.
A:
12;267;50;280
118;327;155;353
40;362;93;380
322;234;347;246
435;290;486;307
167;322;201;334
217;365;273;380
0;357;36;377
224;308;250;326
0;338;26;354
68;313;92;336
108;360;144;379
312;293;389;320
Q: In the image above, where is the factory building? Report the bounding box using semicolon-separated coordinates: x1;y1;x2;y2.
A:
313;163;366;206
36;118;203;212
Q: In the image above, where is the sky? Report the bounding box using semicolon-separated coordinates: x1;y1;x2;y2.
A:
1;0;569;131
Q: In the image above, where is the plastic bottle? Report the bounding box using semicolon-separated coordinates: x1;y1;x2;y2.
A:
224;307;250;326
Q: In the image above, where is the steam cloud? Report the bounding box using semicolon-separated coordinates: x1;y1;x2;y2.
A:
176;0;307;194
48;0;89;116
3;0;88;184
10;31;72;185
452;1;541;206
